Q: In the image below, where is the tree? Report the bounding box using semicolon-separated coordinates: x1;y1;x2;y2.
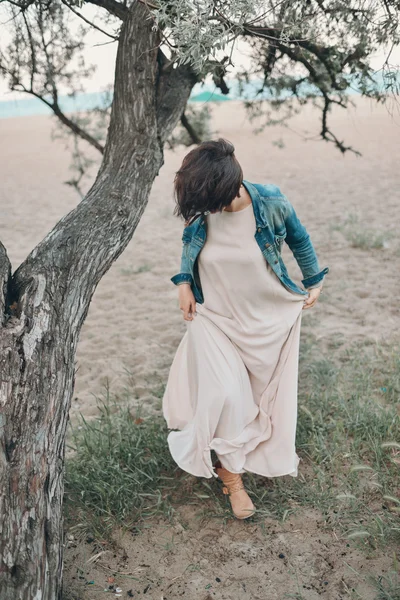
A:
0;0;398;598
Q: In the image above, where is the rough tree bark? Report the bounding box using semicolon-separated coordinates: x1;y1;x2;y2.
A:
0;2;197;598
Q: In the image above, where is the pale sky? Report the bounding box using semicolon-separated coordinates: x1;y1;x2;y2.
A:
0;4;398;102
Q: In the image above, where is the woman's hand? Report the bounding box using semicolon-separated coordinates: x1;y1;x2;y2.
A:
302;287;322;310
178;283;197;321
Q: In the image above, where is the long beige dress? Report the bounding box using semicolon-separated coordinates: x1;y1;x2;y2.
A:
163;201;306;479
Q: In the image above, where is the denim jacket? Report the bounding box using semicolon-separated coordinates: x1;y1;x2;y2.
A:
170;179;329;304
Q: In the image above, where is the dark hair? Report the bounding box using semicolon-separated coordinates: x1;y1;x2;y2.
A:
173;138;244;222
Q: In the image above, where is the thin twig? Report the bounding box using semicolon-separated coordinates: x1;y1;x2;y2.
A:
61;0;119;40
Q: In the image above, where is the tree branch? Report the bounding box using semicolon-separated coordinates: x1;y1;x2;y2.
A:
52;103;105;153
156;58;199;143
240;20;361;154
85;0;128;21
1;3;106;154
243;24;347;92
180;111;201;144
320;94;361;155
1;66;105;153
11;0;162;317
61;0;120;40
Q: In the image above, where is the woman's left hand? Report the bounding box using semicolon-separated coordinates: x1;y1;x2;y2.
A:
302;287;322;310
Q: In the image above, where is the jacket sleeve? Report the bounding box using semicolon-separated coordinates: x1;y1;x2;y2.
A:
282;198;329;288
170;227;194;287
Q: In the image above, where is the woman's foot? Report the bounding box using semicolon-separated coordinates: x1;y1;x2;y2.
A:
215;461;255;520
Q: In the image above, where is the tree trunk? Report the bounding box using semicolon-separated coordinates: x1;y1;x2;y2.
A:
0;3;197;598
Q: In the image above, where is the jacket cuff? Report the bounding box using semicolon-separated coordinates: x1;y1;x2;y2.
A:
171;273;193;286
301;266;329;288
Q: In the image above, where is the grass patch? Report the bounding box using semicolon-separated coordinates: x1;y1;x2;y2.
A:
65;396;180;540
331;214;393;250
65;336;400;557
120;263;152;275
369;569;400;599
273;335;400;550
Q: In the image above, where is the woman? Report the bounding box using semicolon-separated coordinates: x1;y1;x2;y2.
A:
162;138;329;520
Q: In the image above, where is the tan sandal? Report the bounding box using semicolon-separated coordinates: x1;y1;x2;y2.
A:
215;462;255;520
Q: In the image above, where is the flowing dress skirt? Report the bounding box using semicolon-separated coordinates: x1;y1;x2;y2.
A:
163;202;306;479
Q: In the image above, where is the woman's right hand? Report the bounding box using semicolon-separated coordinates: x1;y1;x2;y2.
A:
178;283;197;321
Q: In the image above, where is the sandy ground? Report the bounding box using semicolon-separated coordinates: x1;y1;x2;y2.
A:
63;503;391;600
1;98;399;423
1;97;399;598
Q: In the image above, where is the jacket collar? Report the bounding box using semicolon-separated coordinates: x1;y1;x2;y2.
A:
241;180;266;228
